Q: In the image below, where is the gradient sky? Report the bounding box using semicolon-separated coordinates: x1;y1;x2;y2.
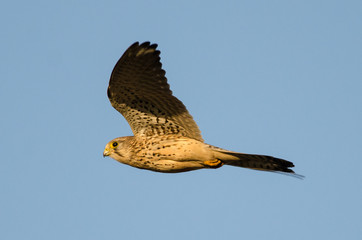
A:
1;0;362;239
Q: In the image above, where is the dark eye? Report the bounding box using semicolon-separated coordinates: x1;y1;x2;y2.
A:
112;142;118;147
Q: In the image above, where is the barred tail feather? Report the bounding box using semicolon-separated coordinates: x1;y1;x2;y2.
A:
213;148;303;178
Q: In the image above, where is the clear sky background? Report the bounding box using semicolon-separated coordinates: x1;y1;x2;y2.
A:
1;0;361;239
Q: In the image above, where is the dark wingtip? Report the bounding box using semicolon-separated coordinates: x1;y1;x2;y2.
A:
129;41;140;48
137;41;158;50
127;41;154;52
139;41;150;47
125;41;159;58
149;43;158;49
107;86;111;99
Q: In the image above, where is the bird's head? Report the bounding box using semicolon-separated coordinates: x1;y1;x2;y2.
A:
103;137;132;162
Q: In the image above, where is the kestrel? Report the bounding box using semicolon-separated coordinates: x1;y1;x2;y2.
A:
103;42;300;177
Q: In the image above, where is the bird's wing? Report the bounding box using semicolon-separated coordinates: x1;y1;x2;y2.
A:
107;42;203;142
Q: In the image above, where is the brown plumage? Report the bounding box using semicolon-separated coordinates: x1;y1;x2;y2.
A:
103;42;302;178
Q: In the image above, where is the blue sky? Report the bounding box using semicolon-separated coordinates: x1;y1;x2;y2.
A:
1;0;362;239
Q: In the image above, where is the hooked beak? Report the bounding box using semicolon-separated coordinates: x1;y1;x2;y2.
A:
103;147;111;157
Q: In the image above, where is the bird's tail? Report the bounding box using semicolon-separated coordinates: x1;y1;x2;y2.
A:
210;146;302;178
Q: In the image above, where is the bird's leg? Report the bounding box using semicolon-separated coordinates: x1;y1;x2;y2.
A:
203;159;223;168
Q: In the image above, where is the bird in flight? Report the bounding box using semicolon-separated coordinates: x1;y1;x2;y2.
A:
103;42;301;177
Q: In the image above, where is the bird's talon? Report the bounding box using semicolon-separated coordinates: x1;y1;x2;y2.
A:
203;159;223;168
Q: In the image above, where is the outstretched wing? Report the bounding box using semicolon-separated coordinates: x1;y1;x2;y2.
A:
107;42;203;142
